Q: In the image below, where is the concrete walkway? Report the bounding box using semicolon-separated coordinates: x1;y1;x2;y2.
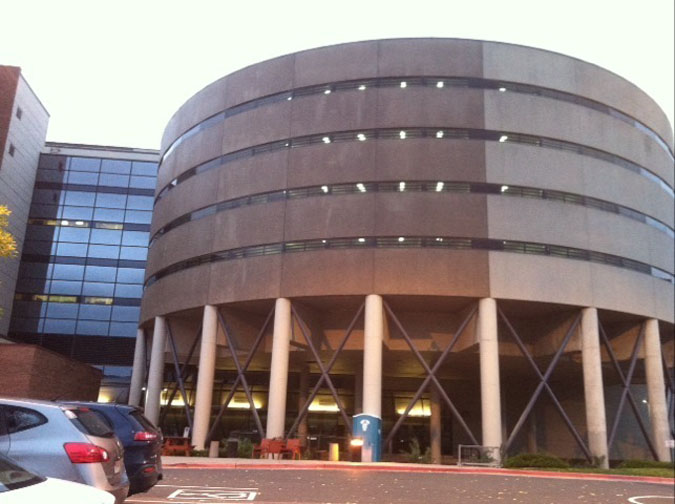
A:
161;456;674;486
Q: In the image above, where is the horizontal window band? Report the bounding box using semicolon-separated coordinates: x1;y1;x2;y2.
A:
149;180;673;248
144;236;674;288
155;127;673;206
161;75;673;166
13;293;141;306
20;253;147;269
34;181;155;196
27;218;151;232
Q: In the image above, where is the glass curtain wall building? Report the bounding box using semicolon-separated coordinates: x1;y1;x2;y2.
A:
9;143;159;401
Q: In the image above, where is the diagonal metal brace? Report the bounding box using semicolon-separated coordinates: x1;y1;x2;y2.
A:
601;323;658;459
384;304;478;447
291;306;354;431
286;303;364;438
215;310;266;439
499;310;592;461
165;320;194;432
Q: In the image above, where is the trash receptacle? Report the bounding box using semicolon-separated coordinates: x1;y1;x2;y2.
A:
225;438;239;458
352;413;381;462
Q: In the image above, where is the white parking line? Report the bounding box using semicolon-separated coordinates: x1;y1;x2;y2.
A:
628;496;674;503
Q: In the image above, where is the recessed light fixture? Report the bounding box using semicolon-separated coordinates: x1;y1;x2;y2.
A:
436;130;444;139
436;81;444;88
287;96;293;101
399;130;406;139
499;135;509;143
358;84;367;91
436;182;444;192
399;181;406;191
321;185;329;193
357;183;366;192
322;136;331;144
398;237;405;242
358;237;366;243
436;237;443;242
61;220;69;225
324;89;331;95
400;81;407;88
357;133;366;141
501;185;509;192
499;87;507;92
322;239;327;244
75;220;85;226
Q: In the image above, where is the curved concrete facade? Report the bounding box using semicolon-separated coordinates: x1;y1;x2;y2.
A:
137;39;674;463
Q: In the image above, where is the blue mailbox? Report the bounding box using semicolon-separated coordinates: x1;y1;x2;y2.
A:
352;413;381;462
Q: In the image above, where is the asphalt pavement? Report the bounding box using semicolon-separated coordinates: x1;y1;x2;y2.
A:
123;460;674;504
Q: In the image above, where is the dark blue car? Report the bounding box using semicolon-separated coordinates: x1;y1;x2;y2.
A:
60;402;162;495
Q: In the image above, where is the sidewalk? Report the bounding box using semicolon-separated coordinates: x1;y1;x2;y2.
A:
162;456;674;486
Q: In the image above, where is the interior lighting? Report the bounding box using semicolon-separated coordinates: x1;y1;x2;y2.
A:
285;142;290;147
321;185;329;193
398;237;405;242
399;130;406;139
322;136;331;144
324;89;332;95
322;239;327;244
435;182;444;192
436;81;444;88
61;220;69;226
436;130;444;139
308;397;340;413
642;399;648;404
287;96;293;101
75;221;85;226
358;237;366;243
357;133;367;141
356;183;366;192
395;399;431;417
228;398;262;410
436;237;443;242
499;135;509;143
358;84;367;91
350;438;364;447
500;185;509;192
499;87;507;92
399;181;406;191
400;81;407;88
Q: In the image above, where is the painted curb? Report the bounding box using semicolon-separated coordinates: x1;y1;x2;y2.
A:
163;462;674;485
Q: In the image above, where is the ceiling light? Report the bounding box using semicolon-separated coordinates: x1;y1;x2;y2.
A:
61;220;69;225
358;84;367;91
436;130;444;139
324;89;331;95
499;135;508;143
436;81;444;88
356;183;366;192
358;237;366;243
321;185;329;193
75;221;85;226
322;136;331;144
398;237;405;242
287;96;293;101
400;81;407;88
435;182;444;192
357;133;366;141
436;237;443;242
322;239;327;244
498;87;507;92
399;181;406;191
500;185;509;192
399;130;406;139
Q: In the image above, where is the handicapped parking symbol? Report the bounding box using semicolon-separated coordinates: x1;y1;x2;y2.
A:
168;488;257;501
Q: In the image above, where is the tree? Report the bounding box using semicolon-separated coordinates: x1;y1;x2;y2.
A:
0;205;17;319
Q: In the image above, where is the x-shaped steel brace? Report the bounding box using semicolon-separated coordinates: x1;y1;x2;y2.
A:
285;303;364;438
383;303;479;448
160;323;202;425
601;323;658;459
165;320;194;432
499;309;592;461
289;305;356;433
206;309;272;441
662;352;675;438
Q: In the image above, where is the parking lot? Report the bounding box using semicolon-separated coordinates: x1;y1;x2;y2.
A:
124;466;674;504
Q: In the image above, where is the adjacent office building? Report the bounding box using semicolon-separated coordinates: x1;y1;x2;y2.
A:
134;39;674;464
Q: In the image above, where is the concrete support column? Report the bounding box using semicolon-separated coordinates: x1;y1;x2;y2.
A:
644;319;672;462
430;385;442;464
363;294;383;419
145;316;167;425
581;307;609;468
298;363;309;447
128;328;146;406
191;305;219;450
266;298;292;439
479;298;502;461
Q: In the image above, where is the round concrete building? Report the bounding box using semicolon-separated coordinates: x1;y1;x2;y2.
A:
132;38;674;465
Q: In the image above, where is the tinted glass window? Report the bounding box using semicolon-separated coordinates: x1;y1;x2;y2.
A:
95;193;126;209
67;408;114;438
90;229;122;245
131;162;157;176
87;245;119;259
119;246;147;260
99;173;129;188
64;191;96;206
0;453;45;492
79;304;112;320
109;322;137;337
85;266;117;282
67;171;99;185
101;159;131;175
70;157;101;172
116;268;144;283
58;227;90;243
129;176;156;189
121;231;149;246
111;306;140;322
49;281;82;295
61;206;94;220
82;282;115;297
126;195;153;210
124;210;152;224
56;242;88;257
76;320;109;336
4;407;48;434
129;410;158;432
94;208;124;221
43;318;76;334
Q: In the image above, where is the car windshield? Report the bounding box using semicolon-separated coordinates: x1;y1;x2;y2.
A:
0;454;44;493
65;407;115;438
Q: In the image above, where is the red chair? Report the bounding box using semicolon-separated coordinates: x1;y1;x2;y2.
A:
281;438;302;460
267;439;285;459
252;438;271;458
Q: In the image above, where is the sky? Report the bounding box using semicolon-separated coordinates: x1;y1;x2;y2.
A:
1;0;673;150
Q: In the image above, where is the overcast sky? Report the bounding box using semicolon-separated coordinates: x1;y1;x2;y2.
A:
1;0;673;150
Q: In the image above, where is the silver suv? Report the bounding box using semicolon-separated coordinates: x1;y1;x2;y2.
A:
0;398;129;504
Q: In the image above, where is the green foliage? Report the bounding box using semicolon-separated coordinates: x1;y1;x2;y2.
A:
504;452;570;468
617;459;675;469
190;449;209;457
237;438;254;458
404;437;432;464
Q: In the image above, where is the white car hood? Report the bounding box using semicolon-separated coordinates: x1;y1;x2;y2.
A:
1;477;115;504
